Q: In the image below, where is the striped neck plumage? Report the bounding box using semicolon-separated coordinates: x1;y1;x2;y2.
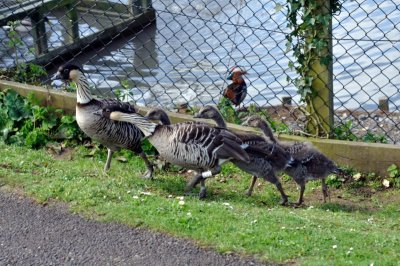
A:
110;112;157;137
73;72;92;104
258;120;277;143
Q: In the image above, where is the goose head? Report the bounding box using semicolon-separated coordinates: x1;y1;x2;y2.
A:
55;64;83;82
193;105;220;119
242;115;263;128
227;65;247;80
145;107;170;125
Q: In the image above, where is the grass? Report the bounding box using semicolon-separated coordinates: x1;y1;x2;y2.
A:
0;141;399;265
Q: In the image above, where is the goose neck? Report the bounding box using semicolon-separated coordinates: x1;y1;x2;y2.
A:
73;74;92;104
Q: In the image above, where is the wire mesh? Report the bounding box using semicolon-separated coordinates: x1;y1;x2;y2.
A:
0;0;399;144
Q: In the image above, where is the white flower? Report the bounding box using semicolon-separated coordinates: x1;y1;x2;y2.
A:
132;195;139;199
140;191;152;196
168;195;173;198
176;196;184;200
353;173;362;181
382;179;390;188
333;245;337;249
178;200;185;206
187;212;192;216
281;226;286;230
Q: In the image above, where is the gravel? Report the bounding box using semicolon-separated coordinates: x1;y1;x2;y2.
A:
0;190;270;266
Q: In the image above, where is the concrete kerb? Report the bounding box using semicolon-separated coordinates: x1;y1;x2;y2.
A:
1;79;399;177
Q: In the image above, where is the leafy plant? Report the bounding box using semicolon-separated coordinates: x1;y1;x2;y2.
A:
12;63;47;85
362;131;388;144
0;89;85;148
333;120;358;141
217;97;240;124
141;138;157;156
387;164;400;188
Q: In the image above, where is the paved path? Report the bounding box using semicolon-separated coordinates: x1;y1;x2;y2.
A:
0;190;270;265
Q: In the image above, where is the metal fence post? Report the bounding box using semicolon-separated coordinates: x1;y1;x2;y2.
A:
305;0;334;137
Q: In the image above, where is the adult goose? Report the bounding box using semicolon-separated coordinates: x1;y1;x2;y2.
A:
243;115;343;206
100;105;251;199
194;105;293;205
54;64;153;177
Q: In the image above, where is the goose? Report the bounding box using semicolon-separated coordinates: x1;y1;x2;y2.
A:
222;66;247;107
54;64;153;178
100;105;251;199
243;115;343;206
145;107;171;125
194;105;293;205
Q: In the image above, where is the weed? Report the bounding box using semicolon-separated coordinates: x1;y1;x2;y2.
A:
217;97;240;124
333;120;358;141
362;131;388;144
387;164;400;188
0;89;85;148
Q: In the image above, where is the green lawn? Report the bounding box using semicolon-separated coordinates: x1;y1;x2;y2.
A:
0;142;399;265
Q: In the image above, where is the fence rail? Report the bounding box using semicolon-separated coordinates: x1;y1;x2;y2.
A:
0;0;399;144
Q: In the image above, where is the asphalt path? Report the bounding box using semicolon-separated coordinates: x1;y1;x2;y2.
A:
0;190;270;265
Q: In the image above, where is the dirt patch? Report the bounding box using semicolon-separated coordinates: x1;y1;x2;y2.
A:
47;146;75;160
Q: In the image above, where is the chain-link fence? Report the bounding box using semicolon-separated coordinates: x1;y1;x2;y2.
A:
0;0;399;144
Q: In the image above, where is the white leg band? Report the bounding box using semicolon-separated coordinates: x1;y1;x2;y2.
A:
201;170;213;178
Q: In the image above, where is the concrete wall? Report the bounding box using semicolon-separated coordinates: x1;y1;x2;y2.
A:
1;79;399;176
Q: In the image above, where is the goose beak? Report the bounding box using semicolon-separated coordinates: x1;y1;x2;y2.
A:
241;117;249;126
226;71;233;80
51;72;61;81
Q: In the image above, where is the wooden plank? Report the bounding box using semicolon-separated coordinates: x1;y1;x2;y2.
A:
79;0;131;15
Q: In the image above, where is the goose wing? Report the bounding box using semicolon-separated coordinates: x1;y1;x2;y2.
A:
175;123;250;163
100;99;137;113
211;128;250;163
233;131;266;146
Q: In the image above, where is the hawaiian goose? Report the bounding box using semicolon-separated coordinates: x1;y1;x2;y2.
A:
194;105;293;205
145;107;171;125
54;64;153;177
100;105;251;199
243;115;342;206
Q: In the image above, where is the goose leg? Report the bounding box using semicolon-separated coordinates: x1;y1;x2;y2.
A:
295;179;306;207
246;176;258;196
265;174;288;206
184;173;203;195
199;179;207;199
104;149;114;172
139;151;154;179
185;166;222;198
321;178;329;203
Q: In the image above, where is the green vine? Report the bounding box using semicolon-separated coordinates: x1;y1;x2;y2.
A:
281;0;342;136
